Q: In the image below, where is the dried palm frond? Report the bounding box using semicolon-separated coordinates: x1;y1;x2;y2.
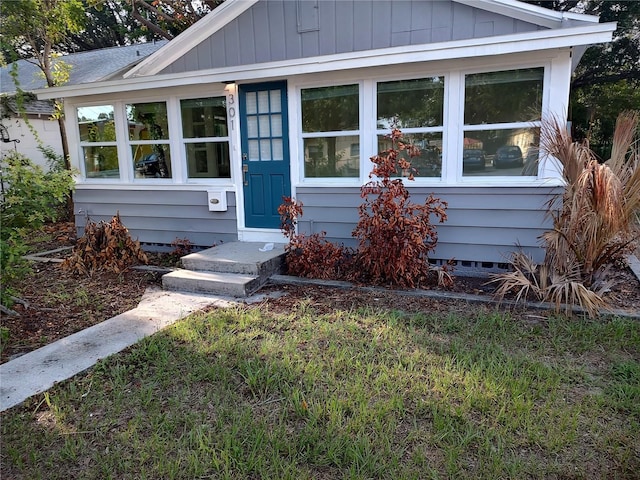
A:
487;251;544;304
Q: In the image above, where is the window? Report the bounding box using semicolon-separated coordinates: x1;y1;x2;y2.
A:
462;67;543;177
127;101;172;179
376;77;445;178
77;105;119;178
181;97;230;178
301;84;359;178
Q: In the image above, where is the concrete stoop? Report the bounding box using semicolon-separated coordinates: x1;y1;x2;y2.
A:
162;242;286;297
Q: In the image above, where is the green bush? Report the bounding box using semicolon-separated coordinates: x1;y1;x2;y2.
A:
0;151;74;305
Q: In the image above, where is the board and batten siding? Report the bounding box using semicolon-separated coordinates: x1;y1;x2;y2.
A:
160;0;544;75
73;189;238;248
294;186;559;264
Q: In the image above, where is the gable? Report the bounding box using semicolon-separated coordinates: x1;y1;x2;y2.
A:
159;0;544;75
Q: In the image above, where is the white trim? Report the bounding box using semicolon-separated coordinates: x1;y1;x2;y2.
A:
237;228;287;243
126;0;600;79
74;183;236;191
124;0;260;79
36;23;615;100
454;0;599;29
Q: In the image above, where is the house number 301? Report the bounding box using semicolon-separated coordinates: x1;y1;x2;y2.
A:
227;93;236;131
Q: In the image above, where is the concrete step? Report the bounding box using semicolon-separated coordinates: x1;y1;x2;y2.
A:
162;270;264;297
181;242;286;277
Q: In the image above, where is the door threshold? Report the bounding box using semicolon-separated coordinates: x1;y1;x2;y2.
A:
238;229;288;243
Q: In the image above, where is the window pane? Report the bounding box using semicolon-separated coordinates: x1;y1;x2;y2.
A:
269;89;281;113
302;85;359;133
77;106;115;142
377;77;444;129
464;68;543;125
180;97;227;138
82;146;119;178
377;133;442;178
132;144;172;178
462;127;540;177
246;92;258;114
304;135;359;177
127;102;169;141
185;142;230;178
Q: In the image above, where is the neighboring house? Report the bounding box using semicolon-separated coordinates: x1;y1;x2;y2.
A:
36;0;615;265
0;41;167;169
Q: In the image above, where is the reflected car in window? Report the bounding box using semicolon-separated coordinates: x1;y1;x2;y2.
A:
495;145;523;168
462;149;486;171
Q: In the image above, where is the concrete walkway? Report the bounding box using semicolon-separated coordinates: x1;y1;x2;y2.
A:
0;288;236;412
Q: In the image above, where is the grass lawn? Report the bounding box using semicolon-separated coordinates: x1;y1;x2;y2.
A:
1;296;639;479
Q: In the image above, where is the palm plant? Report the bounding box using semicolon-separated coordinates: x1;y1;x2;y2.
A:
491;111;639;317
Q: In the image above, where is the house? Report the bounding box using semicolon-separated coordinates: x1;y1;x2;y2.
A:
1;41;167;169
35;0;615;265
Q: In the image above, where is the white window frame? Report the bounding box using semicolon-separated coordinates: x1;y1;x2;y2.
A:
374;74;447;182
455;63;549;185
179;94;231;184
297;81;364;185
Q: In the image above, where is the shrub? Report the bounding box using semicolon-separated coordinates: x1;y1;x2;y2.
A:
278;197;354;280
0;151;74;306
279;129;450;288
490;111;639;317
61;213;148;275
352;129;449;288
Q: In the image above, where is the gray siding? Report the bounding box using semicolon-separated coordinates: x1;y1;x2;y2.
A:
161;0;543;74
74;189;238;248
294;186;559;264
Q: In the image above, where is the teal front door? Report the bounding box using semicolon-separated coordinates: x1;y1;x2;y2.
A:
239;82;291;229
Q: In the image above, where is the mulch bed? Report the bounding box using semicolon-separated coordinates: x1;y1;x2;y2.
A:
2;222;639;364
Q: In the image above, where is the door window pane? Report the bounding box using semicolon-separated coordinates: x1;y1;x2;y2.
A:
377;77;444;129
464;68;543;125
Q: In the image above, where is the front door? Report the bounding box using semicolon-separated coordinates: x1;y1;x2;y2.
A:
239;82;291;229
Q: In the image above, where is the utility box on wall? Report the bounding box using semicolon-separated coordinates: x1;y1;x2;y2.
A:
207;190;227;212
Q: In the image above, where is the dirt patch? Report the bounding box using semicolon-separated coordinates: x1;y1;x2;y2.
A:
2;222;639;364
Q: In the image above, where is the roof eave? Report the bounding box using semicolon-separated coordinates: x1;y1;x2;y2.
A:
35;22;616;101
123;0;259;79
454;0;600;29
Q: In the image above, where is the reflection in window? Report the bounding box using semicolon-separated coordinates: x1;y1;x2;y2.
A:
301;85;359;178
462;128;540;177
127;102;171;178
463;67;543;177
377;77;444;129
377;133;443;178
181;97;230;178
77;105;119;178
304;135;359;178
376;77;444;178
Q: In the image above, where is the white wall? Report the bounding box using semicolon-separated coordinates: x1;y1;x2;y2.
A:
0;116;64;170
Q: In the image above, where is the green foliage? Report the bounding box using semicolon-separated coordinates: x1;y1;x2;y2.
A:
0;151;74;304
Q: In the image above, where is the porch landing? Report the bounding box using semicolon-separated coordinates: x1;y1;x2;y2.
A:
162;242;286;297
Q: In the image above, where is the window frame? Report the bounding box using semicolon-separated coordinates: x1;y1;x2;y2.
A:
179;95;232;181
76;104;121;180
374;75;446;181
298;81;364;184
456;63;548;184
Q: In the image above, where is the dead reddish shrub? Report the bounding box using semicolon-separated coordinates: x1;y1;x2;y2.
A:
353;129;448;288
